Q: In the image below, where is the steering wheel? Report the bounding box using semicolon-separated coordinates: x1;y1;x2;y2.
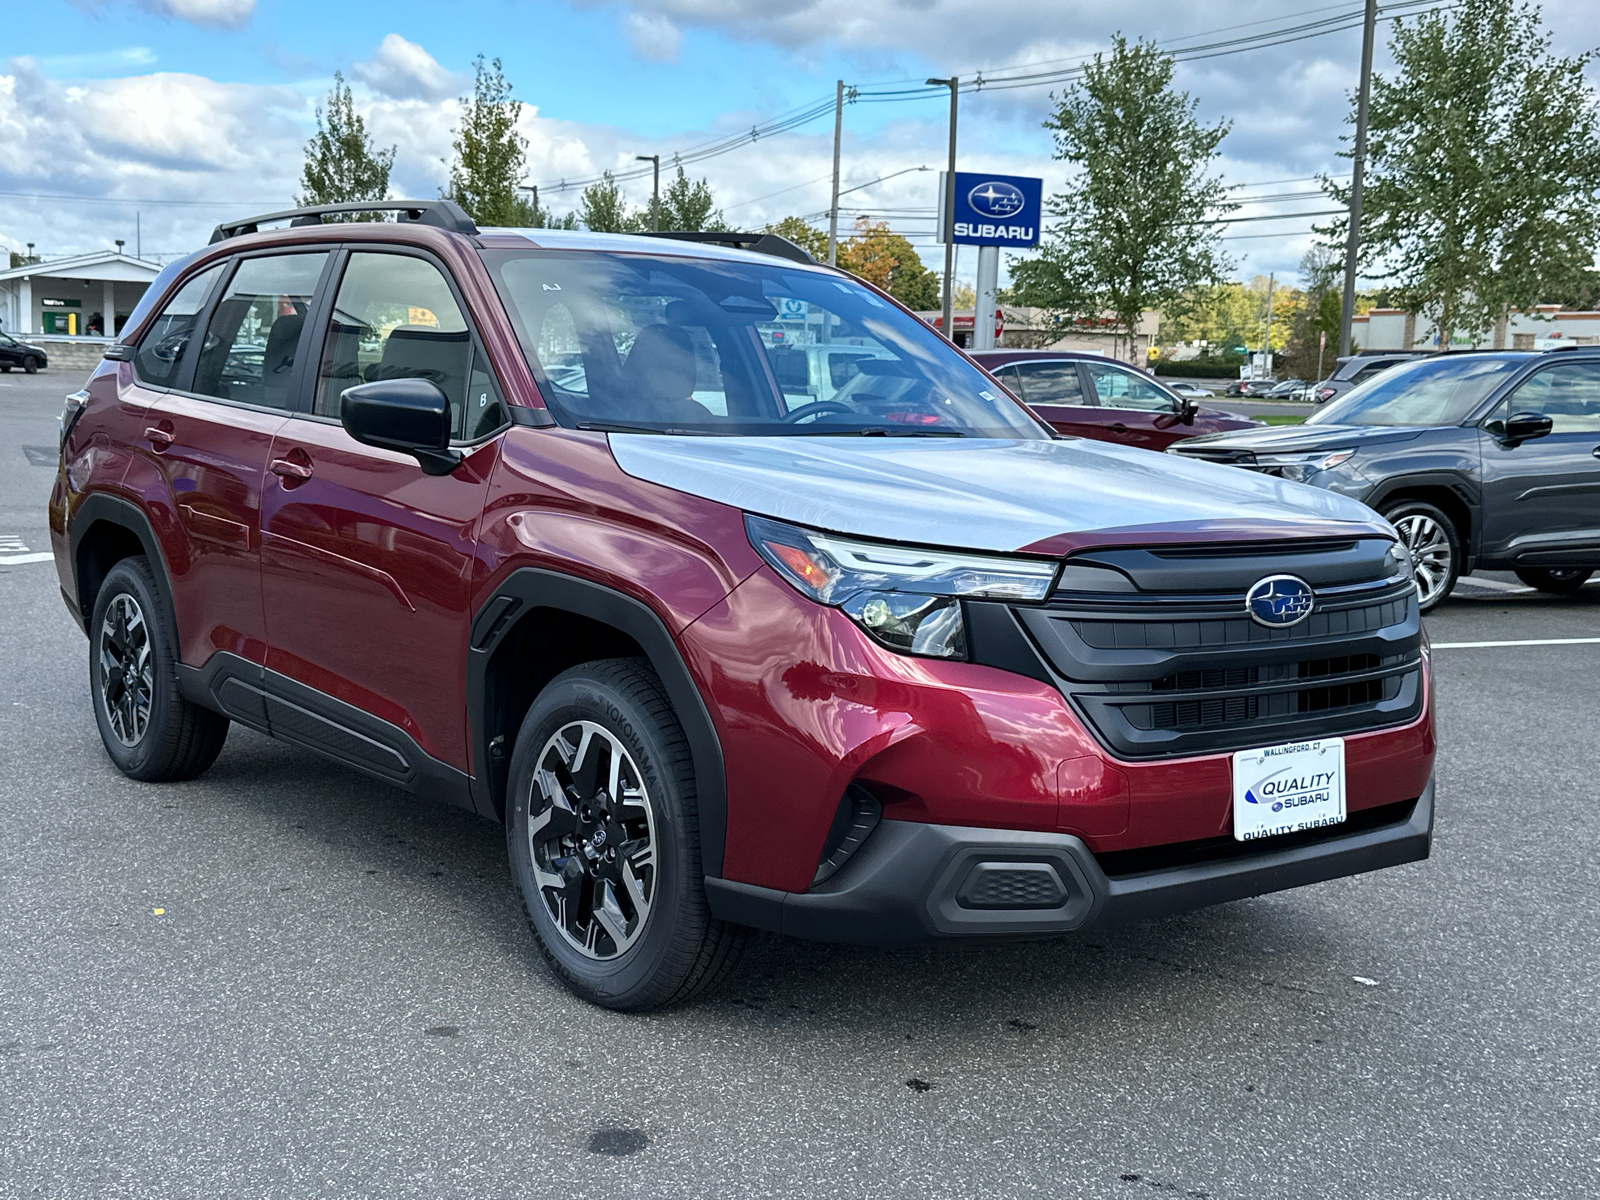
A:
781;400;856;424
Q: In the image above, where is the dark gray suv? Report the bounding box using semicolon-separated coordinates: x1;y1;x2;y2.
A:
1170;350;1600;611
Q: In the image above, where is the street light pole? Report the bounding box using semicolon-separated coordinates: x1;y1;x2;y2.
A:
827;80;845;266
635;155;661;231
928;76;959;342
1339;0;1378;359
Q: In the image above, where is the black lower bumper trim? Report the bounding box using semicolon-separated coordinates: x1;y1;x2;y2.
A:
705;775;1433;946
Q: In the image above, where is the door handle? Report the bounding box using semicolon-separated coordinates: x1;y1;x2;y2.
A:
270;457;313;481
1110;422;1128;433
143;425;174;449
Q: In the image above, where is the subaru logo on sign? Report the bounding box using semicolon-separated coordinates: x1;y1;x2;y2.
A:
968;180;1025;218
1245;575;1315;628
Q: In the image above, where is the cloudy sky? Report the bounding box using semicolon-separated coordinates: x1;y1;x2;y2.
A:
5;0;1596;291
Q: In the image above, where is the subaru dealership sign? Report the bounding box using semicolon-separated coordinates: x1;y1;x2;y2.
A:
944;172;1043;247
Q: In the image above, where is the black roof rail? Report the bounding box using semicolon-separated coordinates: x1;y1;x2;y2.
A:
638;230;817;266
209;200;478;244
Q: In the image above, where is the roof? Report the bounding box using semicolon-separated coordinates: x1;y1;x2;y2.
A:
0;251;164;284
477;226;826;268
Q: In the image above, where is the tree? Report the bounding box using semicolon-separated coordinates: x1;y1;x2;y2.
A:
763;216;828;260
577;172;644;232
838;219;941;310
1280;248;1345;379
1011;36;1233;359
446;57;538;227
659;167;728;232
297;71;395;215
1323;0;1600;344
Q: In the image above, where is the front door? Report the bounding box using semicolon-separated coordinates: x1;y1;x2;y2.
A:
260;249;508;775
145;251;328;667
1478;359;1600;564
1080;361;1189;450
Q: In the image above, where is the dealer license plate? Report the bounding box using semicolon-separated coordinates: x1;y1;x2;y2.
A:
1231;737;1346;842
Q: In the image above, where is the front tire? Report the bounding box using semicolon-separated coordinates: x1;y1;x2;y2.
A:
22;356;39;374
1383;499;1460;613
506;658;745;1011
89;557;228;781
1515;567;1593;595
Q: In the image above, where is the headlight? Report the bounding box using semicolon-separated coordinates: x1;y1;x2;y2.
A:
1384;541;1415;583
745;514;1057;659
1253;448;1355;481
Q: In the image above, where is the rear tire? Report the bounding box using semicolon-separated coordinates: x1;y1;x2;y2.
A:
1382;499;1460;613
89;557;229;781
0;364;10;373
23;356;39;374
1514;567;1593;595
506;658;745;1011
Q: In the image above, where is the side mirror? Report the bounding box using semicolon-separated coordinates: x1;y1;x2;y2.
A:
340;379;461;475
1152;399;1199;430
1503;411;1553;445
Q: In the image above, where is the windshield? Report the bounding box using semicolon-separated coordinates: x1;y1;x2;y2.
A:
1308;355;1524;426
479;248;1048;438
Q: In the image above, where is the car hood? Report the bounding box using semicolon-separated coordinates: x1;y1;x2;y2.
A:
607;434;1385;554
1174;423;1427;454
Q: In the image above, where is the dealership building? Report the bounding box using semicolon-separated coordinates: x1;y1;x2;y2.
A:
0;249;164;369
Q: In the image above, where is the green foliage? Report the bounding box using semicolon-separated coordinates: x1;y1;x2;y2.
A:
836;218;941;310
1011;36;1233;353
1151;359;1245;378
446;57;539;227
577;172;645;233
1323;0;1600;342
763;217;828;260
659;168;728;232
297;71;395;216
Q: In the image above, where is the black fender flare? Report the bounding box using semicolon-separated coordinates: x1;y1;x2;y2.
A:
67;492;178;637
1364;472;1483;561
466;568;727;877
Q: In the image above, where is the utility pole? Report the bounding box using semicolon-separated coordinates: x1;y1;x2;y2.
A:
928;75;959;342
827;80;845;266
1339;0;1378;359
636;155;661;231
1263;272;1276;377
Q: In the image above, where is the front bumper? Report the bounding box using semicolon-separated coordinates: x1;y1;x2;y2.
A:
706;774;1433;945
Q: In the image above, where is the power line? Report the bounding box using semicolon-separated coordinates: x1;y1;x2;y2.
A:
532;1;1445;194
0;190;284;207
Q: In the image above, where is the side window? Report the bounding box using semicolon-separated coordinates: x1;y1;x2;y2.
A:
133;264;224;388
1085;363;1176;412
1013;361;1087;406
989;363;1022;398
191;253;329;408
1492;361;1600;434
463;346;510;441
315;252;476;437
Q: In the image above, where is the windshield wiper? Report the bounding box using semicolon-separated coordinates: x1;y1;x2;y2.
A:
575;421;705;436
782;426;965;437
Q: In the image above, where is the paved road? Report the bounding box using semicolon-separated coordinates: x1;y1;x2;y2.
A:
3;371;1597;1198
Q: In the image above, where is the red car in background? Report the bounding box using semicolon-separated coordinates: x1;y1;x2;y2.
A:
970;349;1259;450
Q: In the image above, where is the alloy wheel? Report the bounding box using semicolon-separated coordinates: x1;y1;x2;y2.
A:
1392;514;1453;608
98;592;153;747
527;720;658;960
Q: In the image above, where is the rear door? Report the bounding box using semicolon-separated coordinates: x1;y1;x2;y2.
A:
1477;359;1600;564
259;247;507;777
1080;361;1188;449
143;251;329;667
1005;360;1106;439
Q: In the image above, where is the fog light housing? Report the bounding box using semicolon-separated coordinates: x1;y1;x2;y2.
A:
844;592;966;658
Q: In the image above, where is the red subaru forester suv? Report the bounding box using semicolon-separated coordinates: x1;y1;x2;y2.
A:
50;201;1435;1009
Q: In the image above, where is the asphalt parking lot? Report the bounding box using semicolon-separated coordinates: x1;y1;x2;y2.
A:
3;370;1597;1199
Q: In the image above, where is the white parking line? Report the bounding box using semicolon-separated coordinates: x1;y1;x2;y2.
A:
0;552;53;565
1453;577;1532;594
1432;637;1600;649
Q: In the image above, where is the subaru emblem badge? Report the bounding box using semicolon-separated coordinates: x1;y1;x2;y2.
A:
1245;575;1315;628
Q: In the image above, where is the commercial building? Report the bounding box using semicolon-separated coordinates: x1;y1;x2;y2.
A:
0;249;164;370
1353;305;1600;351
920;306;1158;361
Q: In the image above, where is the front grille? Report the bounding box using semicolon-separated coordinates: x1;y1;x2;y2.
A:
1000;539;1424;759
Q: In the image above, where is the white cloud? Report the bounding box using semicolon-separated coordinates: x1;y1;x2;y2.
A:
143;0;254;29
352;34;462;103
624;11;683;63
